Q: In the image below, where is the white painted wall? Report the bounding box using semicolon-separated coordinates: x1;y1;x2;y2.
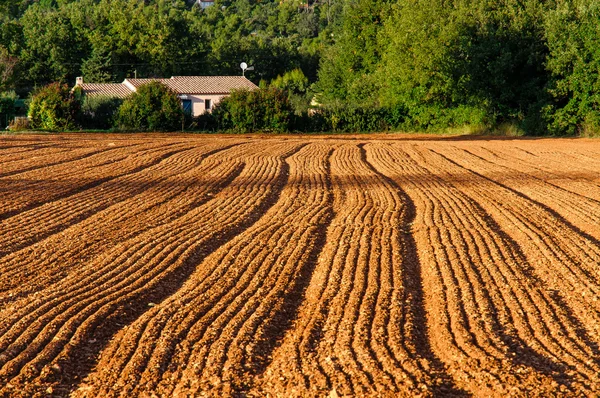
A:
188;94;226;116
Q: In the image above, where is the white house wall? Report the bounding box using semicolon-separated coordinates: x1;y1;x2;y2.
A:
189;94;226;116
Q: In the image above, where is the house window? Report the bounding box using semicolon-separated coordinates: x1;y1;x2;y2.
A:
182;99;192;115
205;99;212;110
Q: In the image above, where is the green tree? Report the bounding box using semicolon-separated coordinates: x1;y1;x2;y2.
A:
115;81;183;131
19;4;87;86
271;68;311;114
213;87;292;133
0;90;17;128
375;0;549;131
28;82;80;130
544;0;600;135
315;0;389;106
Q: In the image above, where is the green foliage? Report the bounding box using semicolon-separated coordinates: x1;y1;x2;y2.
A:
115;81;183;131
212;87;292;133
7;0;600;135
80;95;123;130
0;90;17;128
315;0;388;106
543;0;600;136
270;68;311;114
28;82;79;130
19;4;87;86
3;0;331;91
373;0;550;132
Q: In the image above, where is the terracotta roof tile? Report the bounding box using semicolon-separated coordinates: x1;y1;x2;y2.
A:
78;76;258;99
126;76;258;94
78;83;132;98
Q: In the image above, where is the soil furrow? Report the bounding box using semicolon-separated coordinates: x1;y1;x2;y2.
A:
400;144;600;389
0;142;185;219
0;142;242;258
448;145;600;241
368;143;600;394
254;143;447;397
3;134;600;397
0;145;253;301
0;142;302;397
69;143;330;397
0;141;144;179
429;146;600;337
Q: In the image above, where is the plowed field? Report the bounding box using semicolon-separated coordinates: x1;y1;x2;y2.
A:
1;133;600;397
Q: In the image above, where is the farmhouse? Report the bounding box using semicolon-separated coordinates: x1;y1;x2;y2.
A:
75;76;258;117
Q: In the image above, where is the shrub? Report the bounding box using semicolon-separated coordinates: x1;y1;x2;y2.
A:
212;88;292;133
115;81;183;131
7;116;30;131
28;83;80;131
0;91;17;129
80;95;123;130
293;104;407;133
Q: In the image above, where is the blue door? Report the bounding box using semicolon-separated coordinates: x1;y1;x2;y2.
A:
182;99;192;115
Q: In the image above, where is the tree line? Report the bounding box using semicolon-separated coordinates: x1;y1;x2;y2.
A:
2;0;600;135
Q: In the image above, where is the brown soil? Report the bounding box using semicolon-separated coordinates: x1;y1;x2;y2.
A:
1;133;599;397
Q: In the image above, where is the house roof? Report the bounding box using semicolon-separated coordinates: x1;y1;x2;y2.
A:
77;83;132;98
125;76;258;94
77;76;258;98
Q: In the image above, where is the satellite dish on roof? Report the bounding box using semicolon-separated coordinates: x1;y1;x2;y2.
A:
240;62;254;76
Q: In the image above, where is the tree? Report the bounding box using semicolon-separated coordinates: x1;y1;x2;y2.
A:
374;0;549;131
0;90;17;128
0;46;18;91
271;68;311;114
115;81;183;131
544;0;600;135
19;4;87;86
212;87;292;133
315;0;389;106
28;82;80;130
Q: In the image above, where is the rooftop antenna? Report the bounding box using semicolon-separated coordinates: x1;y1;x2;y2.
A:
240;62;254;77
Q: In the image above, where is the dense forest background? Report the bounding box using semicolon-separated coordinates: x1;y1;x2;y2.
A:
1;0;600;135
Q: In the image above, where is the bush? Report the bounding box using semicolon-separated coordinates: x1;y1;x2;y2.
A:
0;91;17;129
28;83;80;131
292;104;407;133
80;95;123;130
115;81;183;131
7;116;30;131
212;88;292;133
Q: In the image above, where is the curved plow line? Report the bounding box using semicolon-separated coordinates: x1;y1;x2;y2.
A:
0;142;301;397
0;142;297;315
447;146;600;240
260;144;433;398
315;145;408;395
0;145;75;165
0;139;159;180
71;144;325;396
431;147;600;310
410;145;600;383
374;143;598;393
0;145;301;395
508;141;600;174
0;145;123;179
0;142;181;217
477;144;600;205
0;147;247;303
0;159;245;349
115;144;331;397
0;144;200;256
0;142;242;260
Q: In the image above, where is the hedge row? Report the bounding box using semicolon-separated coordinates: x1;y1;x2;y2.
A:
25;82;485;134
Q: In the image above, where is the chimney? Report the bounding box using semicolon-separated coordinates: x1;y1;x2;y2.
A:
76;77;83;86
